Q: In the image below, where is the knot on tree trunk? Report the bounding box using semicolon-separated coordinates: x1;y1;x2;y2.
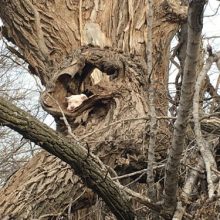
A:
40;46;157;174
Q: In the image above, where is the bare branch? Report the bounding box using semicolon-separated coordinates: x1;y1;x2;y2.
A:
164;0;207;215
193;55;218;199
146;0;157;210
204;3;220;17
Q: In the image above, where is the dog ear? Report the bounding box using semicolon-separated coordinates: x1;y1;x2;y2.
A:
81;94;88;101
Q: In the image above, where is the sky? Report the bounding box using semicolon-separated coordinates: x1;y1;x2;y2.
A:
204;0;220;51
168;0;220;98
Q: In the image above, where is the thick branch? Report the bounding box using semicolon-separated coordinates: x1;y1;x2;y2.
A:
0;96;135;220
164;0;206;215
201;116;220;134
146;0;158;214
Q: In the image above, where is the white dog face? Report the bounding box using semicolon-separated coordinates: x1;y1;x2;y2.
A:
66;94;88;111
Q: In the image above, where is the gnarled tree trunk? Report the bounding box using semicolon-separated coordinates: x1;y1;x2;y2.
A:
0;0;186;219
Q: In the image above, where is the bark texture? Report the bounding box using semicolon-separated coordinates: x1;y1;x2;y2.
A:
0;96;135;220
0;151;95;219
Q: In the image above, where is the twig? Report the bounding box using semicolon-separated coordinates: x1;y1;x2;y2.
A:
112;165;165;181
118;184;164;217
204;35;220;40
125;172;146;188
68;198;72;219
204;4;220;17
211;167;220;176
46;92;79;142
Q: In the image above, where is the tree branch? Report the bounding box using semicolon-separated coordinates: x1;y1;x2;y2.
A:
146;1;158;217
173;156;204;220
0;96;135;220
164;0;206;215
193;55;218;199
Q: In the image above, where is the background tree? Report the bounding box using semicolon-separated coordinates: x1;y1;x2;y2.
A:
0;0;220;219
0;42;48;186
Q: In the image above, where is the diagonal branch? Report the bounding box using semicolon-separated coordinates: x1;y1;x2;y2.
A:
173;156;204;220
0;96;134;220
0;96;166;219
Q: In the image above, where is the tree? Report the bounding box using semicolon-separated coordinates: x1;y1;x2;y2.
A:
0;0;220;219
0;42;45;186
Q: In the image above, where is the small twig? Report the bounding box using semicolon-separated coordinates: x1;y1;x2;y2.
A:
80;117;148;140
124;172;146;188
112;165;164;181
38;212;62;219
46;92;79;142
204;35;220;40
204;4;220;17
118;184;163;216
185;164;204;174
80;116;174;140
200;112;220;120
211;166;220;176
68;198;72;219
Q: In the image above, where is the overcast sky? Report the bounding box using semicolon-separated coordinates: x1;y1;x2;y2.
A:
204;0;220;50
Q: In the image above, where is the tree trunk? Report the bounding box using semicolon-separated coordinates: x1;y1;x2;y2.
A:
0;0;186;218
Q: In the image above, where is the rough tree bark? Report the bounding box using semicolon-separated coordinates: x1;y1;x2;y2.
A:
0;0;187;219
0;96;136;220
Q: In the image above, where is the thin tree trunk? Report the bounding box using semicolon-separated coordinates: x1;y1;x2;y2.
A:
164;0;206;215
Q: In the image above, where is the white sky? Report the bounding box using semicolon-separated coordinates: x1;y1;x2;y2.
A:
168;0;220;94
204;0;220;51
